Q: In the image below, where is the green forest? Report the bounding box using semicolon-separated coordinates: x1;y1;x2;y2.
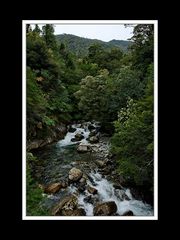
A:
26;24;154;216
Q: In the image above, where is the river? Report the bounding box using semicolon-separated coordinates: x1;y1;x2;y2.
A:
32;121;153;216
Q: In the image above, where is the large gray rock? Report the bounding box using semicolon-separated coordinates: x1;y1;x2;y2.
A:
77;144;90;153
93;201;117;216
89;136;99;143
75;133;84;141
68;168;83;182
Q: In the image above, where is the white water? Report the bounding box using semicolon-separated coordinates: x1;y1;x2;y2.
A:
74;172;153;216
57;123;91;147
57;122;153;216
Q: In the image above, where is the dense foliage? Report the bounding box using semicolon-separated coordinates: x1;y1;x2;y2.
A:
26;24;154;213
26;153;48;215
110;25;154;200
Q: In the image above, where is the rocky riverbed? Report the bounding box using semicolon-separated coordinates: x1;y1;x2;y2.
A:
32;121;153;216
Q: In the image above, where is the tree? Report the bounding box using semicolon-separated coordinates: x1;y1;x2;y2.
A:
42;24;57;50
111;78;154;199
33;24;41;35
107;66;144;121
130;24;154;76
26;24;32;33
87;44;123;73
74;69;109;121
27;31;50;70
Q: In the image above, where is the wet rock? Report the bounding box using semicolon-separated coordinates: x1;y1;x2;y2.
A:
27;140;43;150
98;167;111;175
62;208;86;216
51;195;78;215
27;124;67;150
68;168;83;182
84;195;99;205
88;124;96;131
113;183;123;190
71;138;78;142
75;133;84;141
114;188;131;201
60;180;68;188
124;194;131;201
89;129;98;137
130;188;143;201
122;210;134;216
84;195;94;204
44;183;62;194
76;123;82;128
89;136;99;143
79;177;87;185
55;124;67;138
68;126;76;133
87;175;97;186
78;185;86;193
93;201;117;216
96;160;105;168
87;185;98;194
77;144;90;153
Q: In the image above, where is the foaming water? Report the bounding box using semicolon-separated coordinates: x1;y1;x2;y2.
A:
57;123;91;147
76;172;153;216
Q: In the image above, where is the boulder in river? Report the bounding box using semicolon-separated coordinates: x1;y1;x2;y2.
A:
71;138;78;142
61;208;86;216
68;167;83;182
75;133;84;141
93;201;117;216
68;126;76;133
44;183;62;194
87;185;98;194
89;129;98;137
51;195;78;215
89;136;99;143
88;124;96;131
79;176;87;185
77;144;91;153
84;195;99;205
96;160;106;168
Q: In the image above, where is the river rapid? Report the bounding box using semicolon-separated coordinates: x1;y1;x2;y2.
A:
32;121;153;216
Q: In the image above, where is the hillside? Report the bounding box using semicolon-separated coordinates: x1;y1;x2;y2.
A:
56;34;132;56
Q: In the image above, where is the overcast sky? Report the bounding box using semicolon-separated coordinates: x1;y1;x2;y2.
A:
32;24;134;42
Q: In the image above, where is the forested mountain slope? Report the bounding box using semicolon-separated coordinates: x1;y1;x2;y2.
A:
56;34;132;56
